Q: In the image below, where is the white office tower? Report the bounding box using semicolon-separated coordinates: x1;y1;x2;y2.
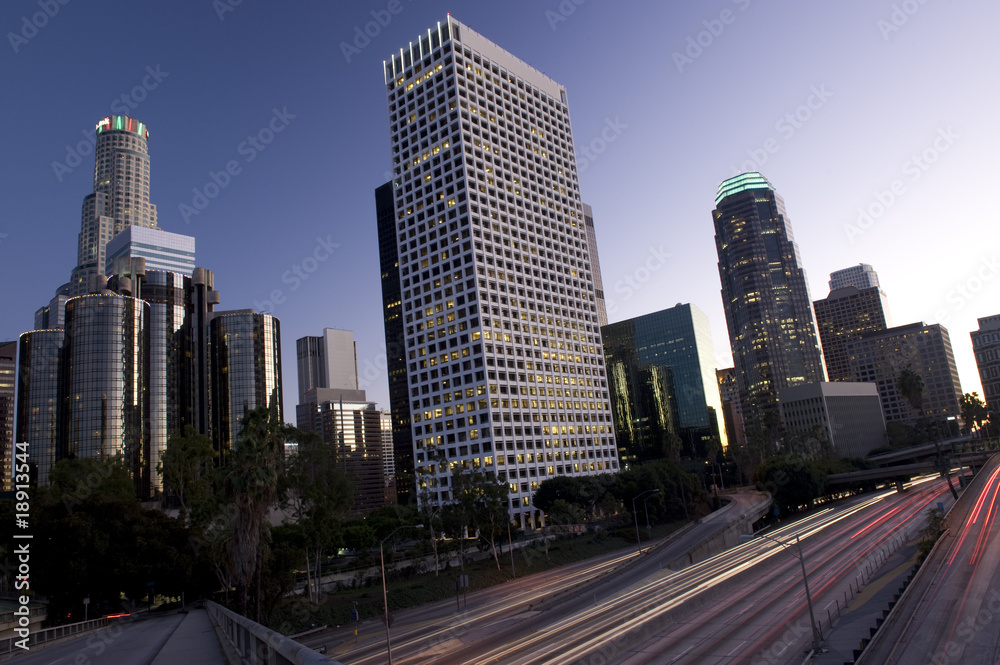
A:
106;226;195;277
829;263;879;291
382;16;618;529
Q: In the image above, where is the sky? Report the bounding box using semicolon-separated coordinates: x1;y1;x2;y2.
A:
1;0;997;419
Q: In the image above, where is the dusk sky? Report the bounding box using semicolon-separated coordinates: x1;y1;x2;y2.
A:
1;0;996;417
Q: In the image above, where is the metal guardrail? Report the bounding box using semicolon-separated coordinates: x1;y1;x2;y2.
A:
205;601;342;665
0;616;111;655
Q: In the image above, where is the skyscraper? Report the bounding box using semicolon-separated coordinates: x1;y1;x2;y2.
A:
295;328;360;403
814;284;890;382
15;330;63;488
105;226;195;277
713;172;825;431
583;204;608;327
829;263;879;291
380;16;618;529
972;315;1000;416
0;341;16;492
70;116;159;296
602;304;726;466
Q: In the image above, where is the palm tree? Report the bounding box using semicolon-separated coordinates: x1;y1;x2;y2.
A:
224;406;285;619
897;366;925;415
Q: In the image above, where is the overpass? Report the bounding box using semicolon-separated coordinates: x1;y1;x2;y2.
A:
827;437;1000;490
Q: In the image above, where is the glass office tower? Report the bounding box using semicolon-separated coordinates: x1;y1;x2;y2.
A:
15;330;64;488
713;172;825;432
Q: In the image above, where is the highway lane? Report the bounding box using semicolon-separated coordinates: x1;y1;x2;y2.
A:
860;454;1000;664
432;477;945;664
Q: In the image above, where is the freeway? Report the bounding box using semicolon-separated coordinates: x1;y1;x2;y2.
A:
319;482;951;664
859;453;1000;664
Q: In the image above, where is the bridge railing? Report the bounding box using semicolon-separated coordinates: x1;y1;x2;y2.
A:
205;600;341;665
0;616;111;655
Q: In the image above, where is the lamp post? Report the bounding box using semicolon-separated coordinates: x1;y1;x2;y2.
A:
741;532;821;652
632;489;660;547
380;524;423;665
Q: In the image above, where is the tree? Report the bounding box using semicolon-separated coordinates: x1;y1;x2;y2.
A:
160;426;217;524
897;366;925;415
960;392;989;435
282;429;354;603
754;455;827;516
469;470;511;571
223;407;286;619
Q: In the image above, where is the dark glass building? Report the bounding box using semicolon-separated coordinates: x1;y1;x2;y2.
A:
603;304;726;465
375;180;414;505
0;341;17;491
813;285;890;382
15;331;63;488
713;172;825;431
62;294;151;497
210;311;282;462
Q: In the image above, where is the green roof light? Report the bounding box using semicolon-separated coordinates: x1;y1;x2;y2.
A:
715;172;774;205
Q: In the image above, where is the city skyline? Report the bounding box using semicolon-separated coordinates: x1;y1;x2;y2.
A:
1;1;997;421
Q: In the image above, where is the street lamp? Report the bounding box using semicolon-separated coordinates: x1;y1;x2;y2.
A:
380;523;423;665
632;489;660;547
741;532;821;653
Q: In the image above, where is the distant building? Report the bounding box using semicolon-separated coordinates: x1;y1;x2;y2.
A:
829;263;879;291
297;389;394;514
583;204;608;327
210;311;283;463
380;410;396;487
105;226;195;277
0;341;16;492
602;304;726;465
15;331;64;488
814;285;891;382
713;172;826;431
971;315;1000;415
847;323;963;425
295;328;359;404
779;382;886;458
717;368;745;447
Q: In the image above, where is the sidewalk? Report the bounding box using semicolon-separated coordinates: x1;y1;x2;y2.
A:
150;609;227;665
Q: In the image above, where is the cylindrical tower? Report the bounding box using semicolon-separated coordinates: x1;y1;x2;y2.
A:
16;330;65;487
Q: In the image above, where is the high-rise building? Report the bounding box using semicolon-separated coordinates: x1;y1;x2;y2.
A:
70;116;159;296
62;294;151;497
376;180;414;504
105;226;195;277
210;310;283;462
847;322;963;425
0;341;16;492
297;389;393;514
380;16;618;528
602;304;726;466
15;330;63;488
583;204;608;327
295;328;359;403
713;172;825;431
814;285;890;382
829;263;879;291
778;382;886;458
971;315;1000;415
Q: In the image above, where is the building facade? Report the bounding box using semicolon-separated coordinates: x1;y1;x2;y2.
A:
971;315;1000;415
779;382;886;458
829;263;879;291
380;17;618;528
583;204;608;327
15;331;64;488
847;322;963;425
713;172;825;432
602;304;726;466
209;311;283;462
717;367;746;447
0;341;16;491
295;328;359;403
62;294;151;497
105;226;195;277
813;285;890;382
